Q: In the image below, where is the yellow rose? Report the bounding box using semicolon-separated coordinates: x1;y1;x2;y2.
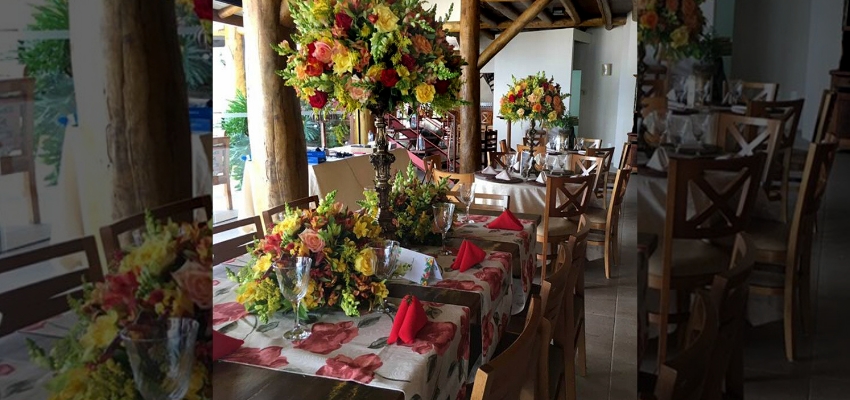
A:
415;83;436;103
373;5;399;32
354;248;375;276
280;214;301;236
236;280;257;303
371;281;388;300
332;45;359;75
548;111;557;121
253;254;272;274
670;26;689;49
81;311;119;350
366;65;383;80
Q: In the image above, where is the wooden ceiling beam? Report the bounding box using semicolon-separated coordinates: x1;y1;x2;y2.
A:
559;0;581;24
478;0;555;69
488;2;521;20
522;0;554;23
596;0;613;30
480;14;499;27
443;16;626;32
218;5;241;18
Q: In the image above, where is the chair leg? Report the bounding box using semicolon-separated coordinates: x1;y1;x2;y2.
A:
657;290;671;370
726;336;745;400
565;342;577;400
799;268;813;336
784;280;796;362
781;151;791;223
603;233;612;280
577;323;587;377
676;290;692;350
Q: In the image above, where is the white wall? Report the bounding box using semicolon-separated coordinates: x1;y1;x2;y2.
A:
732;0;842;141
574;14;637;164
492;29;575;150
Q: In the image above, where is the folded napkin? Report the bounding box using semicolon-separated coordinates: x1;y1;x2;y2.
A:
666;88;677;102
647;146;669;171
731;105;747;114
535;171;547;184
388;294;427;344
213;330;244;361
486;209;523;231
451;240;486;272
495;170;512;181
481;165;499;174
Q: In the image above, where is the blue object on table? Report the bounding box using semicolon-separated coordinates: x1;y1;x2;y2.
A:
307;156;326;165
189;107;212;133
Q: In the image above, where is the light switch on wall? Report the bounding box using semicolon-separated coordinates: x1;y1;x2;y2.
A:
602;63;612;76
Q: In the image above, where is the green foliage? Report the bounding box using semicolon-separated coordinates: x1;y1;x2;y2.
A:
221;91;249;190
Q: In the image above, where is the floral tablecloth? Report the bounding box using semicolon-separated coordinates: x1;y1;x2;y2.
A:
451;214;538;313
0;312;76;399
213;263;470;400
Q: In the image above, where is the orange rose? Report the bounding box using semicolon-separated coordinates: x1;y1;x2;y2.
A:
640;11;658;30
532;103;543;113
172;261;212;309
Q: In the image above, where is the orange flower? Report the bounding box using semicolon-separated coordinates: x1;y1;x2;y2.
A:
640;11;658;30
532;103;543;113
545;95;552;104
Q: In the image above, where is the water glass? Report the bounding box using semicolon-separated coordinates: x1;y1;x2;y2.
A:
456;183;476;224
371;240;400;312
274;257;313;340
121;318;199;400
433;203;455;255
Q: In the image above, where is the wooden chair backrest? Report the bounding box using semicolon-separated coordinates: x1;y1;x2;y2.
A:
747;99;804;150
471;295;549;400
740;81;779;103
431;169;474;187
641;96;668;119
618;141;632;170
0;78;39;224
605;168;632;232
422;155;441;182
211;136;230;185
569;154;605;192
523;131;548;148
447;192;511;212
262;195;320;232
655;291;719;400
100;196;212;262
716;114;782;183
499;139;511;153
812;90;837;144
548;221;588;346
578;138;602;149
482;130;498;168
665;154;765;241
543;174;595;220
212;216;265;263
0;236;103;336
516;144;546;159
488;151;511;170
701;233;755;400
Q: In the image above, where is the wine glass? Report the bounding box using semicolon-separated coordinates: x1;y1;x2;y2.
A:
577;138;585;151
371;240;400;313
120;318;199;400
456;183;476;224
274;257;313;340
432;203;455;256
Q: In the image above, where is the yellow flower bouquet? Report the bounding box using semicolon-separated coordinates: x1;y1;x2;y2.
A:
28;217;213;400
274;0;465;115
638;0;707;60
228;191;385;320
499;71;569;125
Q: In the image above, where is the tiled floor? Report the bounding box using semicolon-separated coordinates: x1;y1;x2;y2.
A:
740;151;850;400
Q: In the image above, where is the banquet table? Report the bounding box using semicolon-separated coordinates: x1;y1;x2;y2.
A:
473;174;605;215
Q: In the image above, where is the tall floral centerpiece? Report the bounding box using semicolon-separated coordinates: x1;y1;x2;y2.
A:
499;72;569;144
229;192;386;320
28;218;213;400
275;0;465;236
637;0;706;61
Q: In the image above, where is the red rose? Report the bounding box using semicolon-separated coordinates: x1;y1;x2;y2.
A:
223;346;288;369
305;58;324;77
401;54;416;70
640;11;659;30
335;12;353;31
316;353;383;384
474;266;504;302
294;321;359;355
309;91;329;109
508;94;516;103
434;79;450;94
213;302;249;326
517;89;524;97
193;0;212;20
368;14;378;24
380;69;400;88
262;233;282;254
403;321;458;356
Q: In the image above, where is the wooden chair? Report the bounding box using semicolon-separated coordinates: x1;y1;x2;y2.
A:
716;114;783;185
647;154;764;368
261;195;320;232
212;136;233;210
654;291;719;400
790;91;836;179
516;144;546;159
577;138;602;149
447;192;510;212
100;196;212;262
747;99;805;222
586;167;631;279
0;78;39;224
431;169;474;188
523;130;548;148
701;233;755;400
422;154;441;182
539;175;595;280
488;151;511;171
586;147;615;206
745;142;838;361
470;295;550;400
0;236;103;336
724;80;779;104
212;216;264;264
608;141;633;189
641;97;669;148
568;154;605;197
499;139;512;153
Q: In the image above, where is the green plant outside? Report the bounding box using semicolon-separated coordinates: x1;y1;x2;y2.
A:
221;91;249;190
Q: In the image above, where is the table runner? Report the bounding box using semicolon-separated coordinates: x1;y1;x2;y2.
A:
0;312;76;399
213;263;469;400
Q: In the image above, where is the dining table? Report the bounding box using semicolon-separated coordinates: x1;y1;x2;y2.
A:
472;171;605;215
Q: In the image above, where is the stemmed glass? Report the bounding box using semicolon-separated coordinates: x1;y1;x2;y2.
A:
120;318;199;400
371;240;400;313
432;203;455;255
576;138;585;151
456;183;476;224
274;257;313;340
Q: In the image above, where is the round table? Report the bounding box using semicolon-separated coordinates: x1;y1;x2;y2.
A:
472;174;605;215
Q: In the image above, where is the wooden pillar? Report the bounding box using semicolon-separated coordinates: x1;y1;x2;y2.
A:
459;0;481;173
225;25;246;95
243;0;308;208
103;0;193;220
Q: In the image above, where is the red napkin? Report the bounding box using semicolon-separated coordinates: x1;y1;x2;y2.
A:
213;330;244;361
388;294;428;344
451;240;486;272
486;209;523;231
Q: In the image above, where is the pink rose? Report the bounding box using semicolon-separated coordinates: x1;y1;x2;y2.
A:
298;228;325;253
312;41;333;64
348;85;370;103
172;261;212;309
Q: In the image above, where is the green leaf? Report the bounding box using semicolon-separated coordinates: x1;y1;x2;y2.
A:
215;288;230;297
218;320;239;335
6;379;34;396
430;387;441;400
256;321;279;333
425;306;442;320
368;337;388;349
446;361;456;378
426;354;438;382
358;315;381;329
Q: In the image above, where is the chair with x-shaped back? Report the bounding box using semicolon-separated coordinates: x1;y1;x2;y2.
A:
716;114;782;185
537;174;595;281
